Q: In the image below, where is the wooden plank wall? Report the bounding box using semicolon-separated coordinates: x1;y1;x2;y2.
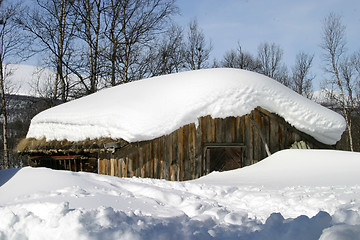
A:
98;107;328;181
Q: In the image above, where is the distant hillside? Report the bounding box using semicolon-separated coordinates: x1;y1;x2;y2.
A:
0;93;54;168
4;64;56;97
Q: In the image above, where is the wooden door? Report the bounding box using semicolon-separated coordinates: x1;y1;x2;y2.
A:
206;147;245;172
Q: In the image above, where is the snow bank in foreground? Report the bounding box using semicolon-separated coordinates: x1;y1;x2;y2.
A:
26;68;345;144
0;150;359;239
3;204;356;240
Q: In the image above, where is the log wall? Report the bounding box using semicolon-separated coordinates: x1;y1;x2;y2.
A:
98;107;330;181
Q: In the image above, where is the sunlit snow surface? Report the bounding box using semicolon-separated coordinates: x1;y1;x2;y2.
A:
26;68;345;144
1;149;360;239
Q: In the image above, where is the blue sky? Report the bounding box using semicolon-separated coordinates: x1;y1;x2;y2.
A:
174;0;360;89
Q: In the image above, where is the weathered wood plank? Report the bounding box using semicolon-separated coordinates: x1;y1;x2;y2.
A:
121;157;124;177
235;117;241;143
278;124;285;150
245;114;253;166
153;139;159;179
128;153;134;177
195;119;203;178
262;113;270;159
102;158;106;175
178;126;184;181
145;143;150;178
215;118;222;143
140;145;146;176
285;127;292;148
206;116;215;143
230;117;236;143
120;157;124;177
119;158;123;177
211;117;216;142
136;150;140;177
116;158;120;177
189;123;196;180
253;111;261;162
110;158;114;176
270;116;279;153
173;131;180;180
180;125;188;181
240;115;246;144
169;133;175;181
149;142;153;178
97;158;101;174
163;134;170;180
159;137;164;179
200;117;206;175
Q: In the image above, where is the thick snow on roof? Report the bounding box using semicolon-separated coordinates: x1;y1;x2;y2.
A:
26;68;346;144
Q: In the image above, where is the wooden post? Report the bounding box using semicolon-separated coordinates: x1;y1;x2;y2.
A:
80;159;83;172
178;127;184;181
206;148;210;174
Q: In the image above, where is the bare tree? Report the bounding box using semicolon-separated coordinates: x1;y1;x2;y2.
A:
70;0;103;94
19;0;79;103
257;42;282;78
222;43;259;71
354;51;360;78
146;24;185;76
101;0;177;85
184;19;212;70
120;0;177;83
351;51;360;151
353;50;360;101
257;42;290;86
320;13;356;151
292;52;315;98
102;0;122;86
0;1;26;168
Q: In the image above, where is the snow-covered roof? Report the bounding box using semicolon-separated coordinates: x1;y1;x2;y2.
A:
26;68;346;145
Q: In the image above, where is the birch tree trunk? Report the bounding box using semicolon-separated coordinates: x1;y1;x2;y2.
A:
321;13;354;151
0;59;9;169
84;0;101;94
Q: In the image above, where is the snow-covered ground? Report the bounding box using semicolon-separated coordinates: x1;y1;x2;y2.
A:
1;149;359;240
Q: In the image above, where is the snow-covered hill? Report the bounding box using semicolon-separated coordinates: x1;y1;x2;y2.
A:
3;64;56;97
0;149;359;239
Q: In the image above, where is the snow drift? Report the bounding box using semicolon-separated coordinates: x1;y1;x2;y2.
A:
26;68;345;145
195;149;360;187
0;149;360;239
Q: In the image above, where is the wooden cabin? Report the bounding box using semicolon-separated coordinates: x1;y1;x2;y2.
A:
18;106;331;181
17;69;345;181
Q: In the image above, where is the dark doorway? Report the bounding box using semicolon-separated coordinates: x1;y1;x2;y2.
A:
205;144;245;172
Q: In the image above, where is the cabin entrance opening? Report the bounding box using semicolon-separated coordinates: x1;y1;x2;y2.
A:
204;143;246;172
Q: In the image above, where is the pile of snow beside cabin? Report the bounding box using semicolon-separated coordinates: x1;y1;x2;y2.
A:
26;68;345;145
1;149;360;240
